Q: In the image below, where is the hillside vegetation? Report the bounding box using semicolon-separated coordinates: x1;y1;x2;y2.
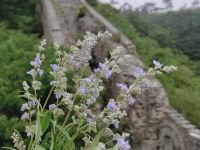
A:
87;0;200;127
144;9;200;63
0;0;41;146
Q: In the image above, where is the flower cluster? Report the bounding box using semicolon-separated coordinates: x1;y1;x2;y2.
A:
79;75;103;105
27;39;46;79
94;46;130;80
8;32;176;150
26;39;46;93
11;132;26;150
17;40;46;139
20;81;37;123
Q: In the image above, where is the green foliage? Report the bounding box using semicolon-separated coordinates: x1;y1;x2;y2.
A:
0;115;25;146
0;0;42;34
86;0;98;6
0;28;39;115
0;36;81;147
0;28;39;146
0;0;42;146
148;27;175;48
123;11;151;36
93;3;200;127
78;5;88;18
143;9;200;62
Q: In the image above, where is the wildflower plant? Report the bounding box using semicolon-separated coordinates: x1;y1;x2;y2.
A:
4;31;177;150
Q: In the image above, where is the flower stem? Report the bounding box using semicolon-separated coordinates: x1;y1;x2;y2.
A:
42;87;54;111
62;110;71;127
28;135;34;150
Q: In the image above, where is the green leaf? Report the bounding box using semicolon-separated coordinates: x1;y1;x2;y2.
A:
34;145;47;150
55;125;75;150
35;115;43;144
41;133;51;148
55;125;71;139
40;111;51;133
85;129;106;150
21;94;38;102
62;141;74;150
54;136;65;150
50;130;54;150
93;128;105;145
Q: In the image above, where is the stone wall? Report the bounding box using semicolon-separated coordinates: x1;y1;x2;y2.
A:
40;0;65;45
39;0;200;149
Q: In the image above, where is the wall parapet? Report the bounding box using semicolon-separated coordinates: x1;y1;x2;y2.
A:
40;0;65;44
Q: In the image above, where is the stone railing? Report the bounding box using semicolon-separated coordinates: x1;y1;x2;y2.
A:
39;0;200;149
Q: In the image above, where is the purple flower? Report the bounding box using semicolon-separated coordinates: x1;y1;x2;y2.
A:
117;138;131;150
53;90;62;100
39;71;44;76
74;62;80;68
99;62;105;68
94;68;101;74
116;83;129;93
50;64;60;71
30;57;41;66
107;100;118;111
86;113;93;123
28;101;36;107
55;92;61;99
105;67;112;79
27;69;37;77
96;63;112;78
114;122;119;128
21;112;29;120
26;130;32;137
80;86;87;95
86;116;93;123
83;77;92;83
153;60;162;69
69;55;74;61
38;69;44;77
133;67;145;78
20;103;29;111
49;104;56;110
128;97;136;106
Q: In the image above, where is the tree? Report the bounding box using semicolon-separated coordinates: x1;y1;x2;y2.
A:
120;2;132;12
163;0;173;10
192;0;199;8
110;0;118;6
138;2;157;14
180;4;188;10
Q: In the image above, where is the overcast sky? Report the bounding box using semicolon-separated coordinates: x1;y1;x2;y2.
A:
98;0;195;10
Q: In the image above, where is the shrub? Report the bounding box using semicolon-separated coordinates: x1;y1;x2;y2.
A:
3;32;176;150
